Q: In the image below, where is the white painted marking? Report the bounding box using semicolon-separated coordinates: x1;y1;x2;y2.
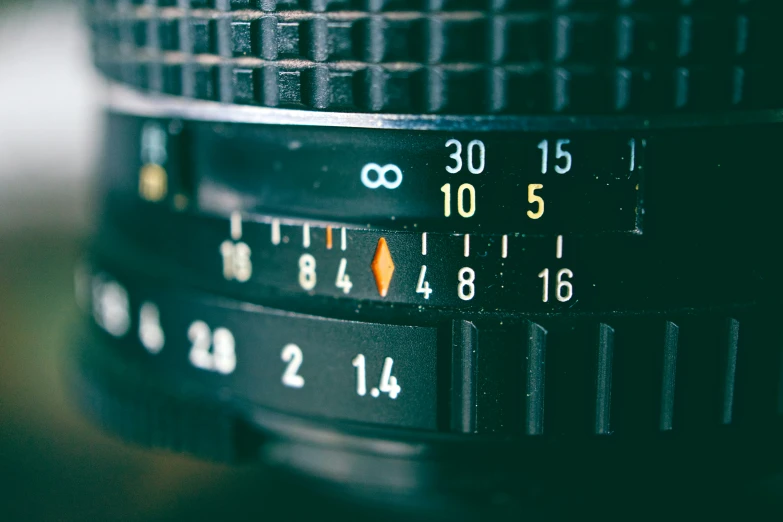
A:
370;387;380;398
303;223;310;248
271;219;281;245
422;233;427;256
502;235;508;259
556;235;563;259
230;211;242;240
464;234;470;258
341;227;347;251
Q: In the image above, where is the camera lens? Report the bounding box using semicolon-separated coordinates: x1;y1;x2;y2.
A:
76;0;783;516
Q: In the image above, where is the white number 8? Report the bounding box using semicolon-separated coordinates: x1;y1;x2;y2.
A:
457;267;475;301
298;254;317;290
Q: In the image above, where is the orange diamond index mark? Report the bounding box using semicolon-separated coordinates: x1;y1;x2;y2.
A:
371;237;395;297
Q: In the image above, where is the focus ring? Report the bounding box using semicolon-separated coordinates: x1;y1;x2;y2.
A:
89;1;783;114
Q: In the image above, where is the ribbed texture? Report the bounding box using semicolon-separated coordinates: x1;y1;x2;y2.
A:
658;321;679;431
450;320;479;434
524;321;547;436
71;331;260;462
88;0;783;114
469;313;783;437
594;323;614;435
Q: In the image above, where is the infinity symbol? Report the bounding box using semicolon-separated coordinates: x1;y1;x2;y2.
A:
361;163;403;189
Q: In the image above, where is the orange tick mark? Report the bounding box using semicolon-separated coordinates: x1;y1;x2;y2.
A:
326;226;333;249
371;237;395;297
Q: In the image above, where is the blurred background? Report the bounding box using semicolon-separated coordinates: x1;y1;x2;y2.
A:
0;1;298;519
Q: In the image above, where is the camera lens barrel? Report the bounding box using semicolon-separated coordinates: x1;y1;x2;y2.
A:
76;0;783;508
89;1;783;114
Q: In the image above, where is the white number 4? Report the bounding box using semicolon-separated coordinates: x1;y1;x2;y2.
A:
378;357;401;399
335;258;353;294
416;265;432;299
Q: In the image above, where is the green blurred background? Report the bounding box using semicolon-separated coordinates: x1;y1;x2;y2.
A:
0;2;296;519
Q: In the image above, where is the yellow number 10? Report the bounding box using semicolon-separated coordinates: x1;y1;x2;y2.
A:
441;183;476;218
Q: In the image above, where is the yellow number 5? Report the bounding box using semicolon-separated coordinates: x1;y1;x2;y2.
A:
527;184;544;219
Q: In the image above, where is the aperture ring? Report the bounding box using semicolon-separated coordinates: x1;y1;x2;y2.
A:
78;260;783;440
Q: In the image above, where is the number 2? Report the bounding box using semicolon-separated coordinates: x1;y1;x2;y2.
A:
281;344;305;388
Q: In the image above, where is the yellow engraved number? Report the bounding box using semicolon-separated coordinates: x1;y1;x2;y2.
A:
527;183;544;219
139;163;168;202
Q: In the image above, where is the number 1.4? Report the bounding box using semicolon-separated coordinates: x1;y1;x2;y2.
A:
351;354;401;399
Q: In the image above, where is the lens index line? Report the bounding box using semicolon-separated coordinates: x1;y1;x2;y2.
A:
341;227;347;251
271;219;281;245
303;223;310;248
230;211;242;240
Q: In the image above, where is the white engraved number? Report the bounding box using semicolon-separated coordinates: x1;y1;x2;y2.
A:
538;268;574;303
352;354;401;399
298;254;317;291
467;140;486;174
139;302;165;354
92;275;130;338
361;163;403;189
445;139;462;173
538;139;572;174
220;240;252;282
335;258;353;294
352;354;367;396
458;267;476;301
281;344;305;388
445;139;485;174
416;265;432;299
378;357;401;399
188;321;236;375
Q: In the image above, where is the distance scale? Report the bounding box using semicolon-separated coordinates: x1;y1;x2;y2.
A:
95;113;778;315
94;114;655;313
116;114;645;235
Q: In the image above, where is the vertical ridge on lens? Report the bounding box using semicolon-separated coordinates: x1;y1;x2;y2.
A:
594;323;615;435
720;318;740;424
659;321;679;431
525;321;547;435
450;320;478;434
